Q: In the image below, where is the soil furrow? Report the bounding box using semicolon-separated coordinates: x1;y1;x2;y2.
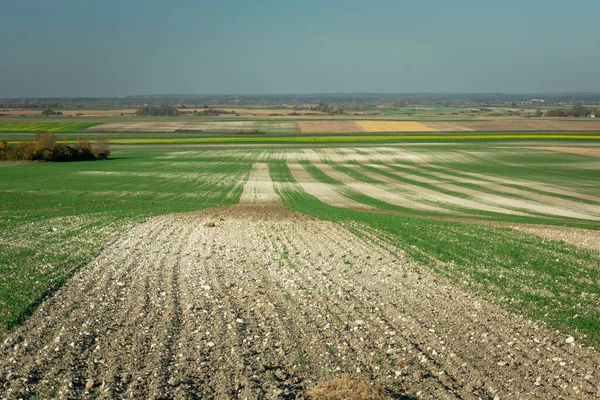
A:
1;208;598;399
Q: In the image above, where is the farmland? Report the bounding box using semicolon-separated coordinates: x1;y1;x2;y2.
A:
0;122;101;133
0;141;599;398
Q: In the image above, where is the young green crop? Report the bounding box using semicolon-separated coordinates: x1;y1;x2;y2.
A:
2;144;599;355
0;148;252;338
269;160;600;350
0;122;101;133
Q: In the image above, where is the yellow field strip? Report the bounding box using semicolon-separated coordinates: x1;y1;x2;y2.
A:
355;121;438;132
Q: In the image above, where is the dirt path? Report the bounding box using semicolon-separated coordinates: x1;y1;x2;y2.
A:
239;163;281;205
1;207;598;399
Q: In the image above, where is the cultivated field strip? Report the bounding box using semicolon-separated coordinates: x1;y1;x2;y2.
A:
374;164;599;221
407;166;600;218
337;146;600;220
287;161;369;209
357;164;530;216
531;146;600;158
433;164;600;203
356;121;437;133
1;209;598;399
239;163;281;204
207;144;600;222
311;162;450;214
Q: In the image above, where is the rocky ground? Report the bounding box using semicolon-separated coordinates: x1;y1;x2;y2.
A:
0;206;598;399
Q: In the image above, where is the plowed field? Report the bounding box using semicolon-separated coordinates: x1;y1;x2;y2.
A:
2;207;598;399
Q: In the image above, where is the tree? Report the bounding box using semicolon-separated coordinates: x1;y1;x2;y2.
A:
135;105;178;116
35;131;57;152
41;108;62;116
571;104;588;117
391;98;406;108
93;136;111;159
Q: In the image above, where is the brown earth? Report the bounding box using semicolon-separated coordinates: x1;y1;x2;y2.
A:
1;207;598;399
296;121;364;134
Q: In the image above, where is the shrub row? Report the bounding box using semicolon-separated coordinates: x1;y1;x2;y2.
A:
0;132;111;162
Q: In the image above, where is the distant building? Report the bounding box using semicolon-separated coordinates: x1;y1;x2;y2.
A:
527;99;545;104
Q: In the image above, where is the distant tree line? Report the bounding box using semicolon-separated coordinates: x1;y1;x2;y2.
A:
0;132;110;162
311;102;343;115
545;104;599;117
135;105;179;116
192;108;237;116
0;101;63;109
41;108;62;116
3;93;600;110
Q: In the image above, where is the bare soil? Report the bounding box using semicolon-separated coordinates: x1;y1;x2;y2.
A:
296;121;364;134
1;207;598;399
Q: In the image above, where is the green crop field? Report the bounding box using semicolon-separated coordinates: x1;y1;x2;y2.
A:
1;143;599;352
0;122;101;133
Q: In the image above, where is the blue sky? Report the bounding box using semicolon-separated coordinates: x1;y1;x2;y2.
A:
1;0;599;96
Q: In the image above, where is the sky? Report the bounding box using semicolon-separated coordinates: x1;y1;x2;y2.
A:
1;0;599;97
